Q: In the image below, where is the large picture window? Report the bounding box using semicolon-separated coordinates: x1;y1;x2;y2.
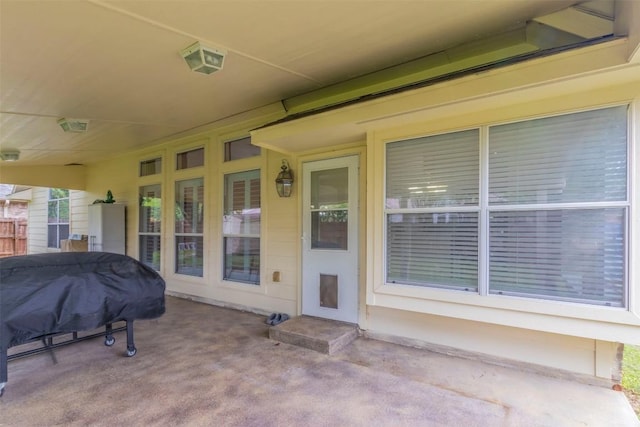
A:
139;184;161;271
175;178;204;276
385;105;629;307
223;170;260;284
47;188;69;249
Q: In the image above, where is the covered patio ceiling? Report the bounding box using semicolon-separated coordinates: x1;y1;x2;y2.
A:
0;0;618;168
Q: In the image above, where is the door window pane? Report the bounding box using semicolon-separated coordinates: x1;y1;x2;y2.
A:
310;167;349;250
310;168;348;209
311;211;348;250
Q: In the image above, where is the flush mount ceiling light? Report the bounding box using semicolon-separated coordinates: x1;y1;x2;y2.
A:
181;42;226;75
58;118;90;133
0;151;20;161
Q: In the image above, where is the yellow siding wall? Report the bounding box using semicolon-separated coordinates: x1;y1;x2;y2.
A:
249;39;639;380
69;189;88;236
364;306;619;380
27;187;86;254
255;150;299;311
73;116;300;316
27;187;48;253
84;154;140;255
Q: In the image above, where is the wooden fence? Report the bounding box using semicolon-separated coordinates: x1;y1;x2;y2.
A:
0;219;27;258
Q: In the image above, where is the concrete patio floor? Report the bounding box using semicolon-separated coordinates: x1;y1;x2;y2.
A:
1;296;638;426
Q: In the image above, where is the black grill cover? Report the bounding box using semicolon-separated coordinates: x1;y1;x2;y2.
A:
0;252;165;349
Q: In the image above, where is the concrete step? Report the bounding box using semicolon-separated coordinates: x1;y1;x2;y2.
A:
269;315;359;355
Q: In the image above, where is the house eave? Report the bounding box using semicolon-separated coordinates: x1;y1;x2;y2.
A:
251;37;637;155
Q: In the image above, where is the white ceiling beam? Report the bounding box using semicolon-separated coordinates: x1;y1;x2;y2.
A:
0;165;87;190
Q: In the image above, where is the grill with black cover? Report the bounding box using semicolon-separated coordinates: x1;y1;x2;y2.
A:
0;252;165;396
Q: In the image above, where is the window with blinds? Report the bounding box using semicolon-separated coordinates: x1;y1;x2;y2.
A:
223;170;261;284
385;105;629;307
386;129;480;291
488;106;628;307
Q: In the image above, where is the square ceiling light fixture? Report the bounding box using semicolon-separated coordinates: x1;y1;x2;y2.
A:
0;151;20;161
181;42;226;75
58;118;90;133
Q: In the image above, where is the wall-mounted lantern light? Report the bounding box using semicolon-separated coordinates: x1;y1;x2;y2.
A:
275;159;293;197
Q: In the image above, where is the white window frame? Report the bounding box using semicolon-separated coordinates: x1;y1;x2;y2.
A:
138;183;162;271
47;188;69;249
378;100;639;316
174;177;205;277
483;106;629;307
222;169;261;285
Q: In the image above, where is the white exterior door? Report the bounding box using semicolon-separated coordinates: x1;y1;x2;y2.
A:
302;155;359;323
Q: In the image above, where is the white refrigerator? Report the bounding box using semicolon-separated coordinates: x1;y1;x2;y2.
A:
88;203;125;254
